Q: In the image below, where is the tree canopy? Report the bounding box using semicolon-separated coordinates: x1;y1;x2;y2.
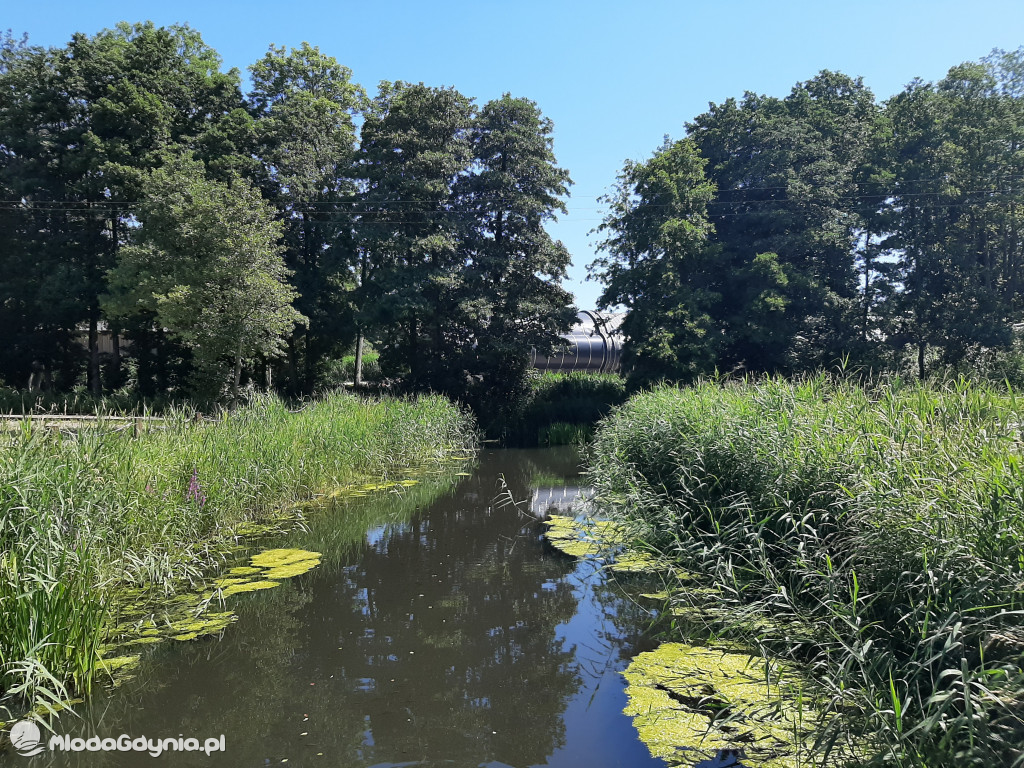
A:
0;24;575;402
593;52;1024;385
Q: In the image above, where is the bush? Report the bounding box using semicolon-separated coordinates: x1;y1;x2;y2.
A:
495;371;626;446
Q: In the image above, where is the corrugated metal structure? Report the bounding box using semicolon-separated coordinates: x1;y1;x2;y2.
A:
530;310;624;374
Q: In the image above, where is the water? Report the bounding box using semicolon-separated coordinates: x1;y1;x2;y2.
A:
9;448;666;767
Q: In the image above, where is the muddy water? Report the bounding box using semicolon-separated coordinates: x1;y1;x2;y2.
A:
13;448;666;767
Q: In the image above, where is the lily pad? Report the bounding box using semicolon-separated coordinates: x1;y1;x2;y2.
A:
622;642;824;767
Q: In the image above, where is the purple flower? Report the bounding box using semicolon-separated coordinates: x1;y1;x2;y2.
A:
185;467;207;510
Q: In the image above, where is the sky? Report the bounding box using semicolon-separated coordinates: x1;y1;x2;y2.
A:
7;0;1024;309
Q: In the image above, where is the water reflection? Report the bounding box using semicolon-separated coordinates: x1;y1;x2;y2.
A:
8;448;664;768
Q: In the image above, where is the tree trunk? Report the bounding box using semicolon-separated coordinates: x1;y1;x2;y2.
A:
156;327;168;392
354;252;368;389
232;341;243;400
287;334;299;395
303;326;315;394
112;327;122;389
918;341;926;381
88;315;101;395
409;317;419;382
354;331;364;388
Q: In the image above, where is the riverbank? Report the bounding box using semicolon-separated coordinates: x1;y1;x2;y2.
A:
0;392;476;718
588;376;1024;767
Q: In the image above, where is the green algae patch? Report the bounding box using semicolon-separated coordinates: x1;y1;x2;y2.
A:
167;611;236;642
543;515;664;565
97;655;140;674
227;566;262;576
250;548;322;579
218;580;280;597
542;515;608;558
622;642;822;767
97;655;141;688
608;551;664;574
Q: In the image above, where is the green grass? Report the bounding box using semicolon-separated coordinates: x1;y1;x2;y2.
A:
589;374;1024;767
0;391;475;717
0;385;177;416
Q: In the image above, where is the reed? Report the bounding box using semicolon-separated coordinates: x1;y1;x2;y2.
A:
590;374;1024;767
0;391;475;716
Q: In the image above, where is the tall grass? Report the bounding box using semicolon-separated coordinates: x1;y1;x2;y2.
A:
589;375;1024;767
0;392;475;716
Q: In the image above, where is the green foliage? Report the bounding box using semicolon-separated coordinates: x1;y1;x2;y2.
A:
0;387;176;416
878;53;1024;377
0;22;248;393
104;153;305;398
357;80;476;388
451;94;577;396
592;138;720;386
319;352;382;388
495;371;626;445
590;377;1024;766
539;422;592;446
2;24;578;407
0;392;476;715
249;43;366;394
591;55;1024;385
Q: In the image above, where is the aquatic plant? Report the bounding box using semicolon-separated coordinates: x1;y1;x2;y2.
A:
623;642;824;767
0;391;476;717
590;375;1024;768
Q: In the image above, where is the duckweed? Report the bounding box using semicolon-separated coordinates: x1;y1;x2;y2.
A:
608;551;662;573
167;612;236;642
218;580;280;597
250;548;322;579
622;642;821;768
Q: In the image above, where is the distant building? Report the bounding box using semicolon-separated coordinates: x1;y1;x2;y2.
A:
530;310;623;374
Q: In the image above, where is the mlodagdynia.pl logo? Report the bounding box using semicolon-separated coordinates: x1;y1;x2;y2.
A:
9;722;43;757
6;721;226;758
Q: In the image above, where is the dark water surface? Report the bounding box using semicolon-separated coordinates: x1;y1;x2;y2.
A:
12;448;665;768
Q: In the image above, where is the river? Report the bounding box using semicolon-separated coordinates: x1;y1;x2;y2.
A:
5;447;667;767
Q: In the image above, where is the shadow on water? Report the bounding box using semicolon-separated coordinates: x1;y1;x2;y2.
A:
7;447;666;767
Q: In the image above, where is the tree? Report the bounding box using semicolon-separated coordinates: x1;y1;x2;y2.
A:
357;82;475;386
104;154;304;398
591;138;719;386
450;94;576;411
687;72;878;371
881;52;1024;376
0;22;246;393
249;43;366;392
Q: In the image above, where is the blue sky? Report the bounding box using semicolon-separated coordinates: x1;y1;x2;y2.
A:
7;1;1024;308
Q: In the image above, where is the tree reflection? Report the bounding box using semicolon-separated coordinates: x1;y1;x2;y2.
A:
32;450;585;767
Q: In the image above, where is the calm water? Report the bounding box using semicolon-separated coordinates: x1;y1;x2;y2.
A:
9;448;666;768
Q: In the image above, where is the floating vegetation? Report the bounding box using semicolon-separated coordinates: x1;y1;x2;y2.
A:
250;548;322;580
227;566;262;576
0;390;476;716
622;642;823;768
96;655;141;689
543;516;603;557
218;580;280;597
95;547;324;695
542;515;671;575
167;612;236;642
608;550;663;574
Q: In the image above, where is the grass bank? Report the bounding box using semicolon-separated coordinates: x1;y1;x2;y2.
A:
589;375;1024;767
0;392;476;717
